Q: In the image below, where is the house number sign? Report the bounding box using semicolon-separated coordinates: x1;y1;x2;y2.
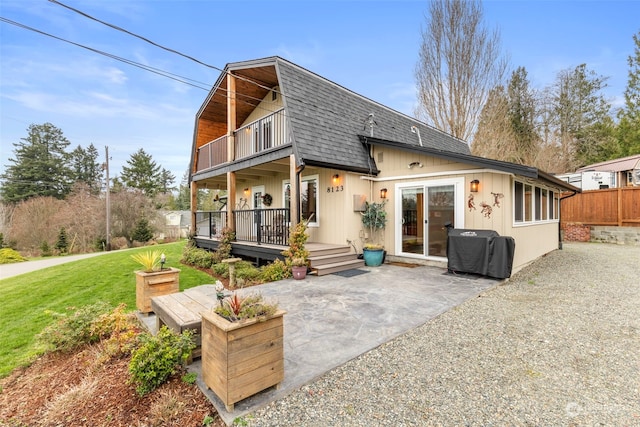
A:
327;185;344;193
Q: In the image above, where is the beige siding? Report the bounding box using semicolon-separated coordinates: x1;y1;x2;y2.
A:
233;146;561;272
240;86;283;127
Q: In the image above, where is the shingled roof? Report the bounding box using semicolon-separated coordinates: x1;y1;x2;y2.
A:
273;57;471;174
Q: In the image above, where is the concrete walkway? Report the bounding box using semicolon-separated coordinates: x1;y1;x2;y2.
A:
142;264;501;425
0;252;109;280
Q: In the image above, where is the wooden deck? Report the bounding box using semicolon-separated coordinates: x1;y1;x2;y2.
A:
193;238;364;274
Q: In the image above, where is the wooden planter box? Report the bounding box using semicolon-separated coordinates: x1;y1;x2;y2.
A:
135;268;180;314
201;309;285;412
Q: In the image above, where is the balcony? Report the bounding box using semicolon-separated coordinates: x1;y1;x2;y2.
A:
196;108;288;172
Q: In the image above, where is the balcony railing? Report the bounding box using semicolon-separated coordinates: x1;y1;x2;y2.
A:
196;108;287;172
195;208;290;246
197;135;227;171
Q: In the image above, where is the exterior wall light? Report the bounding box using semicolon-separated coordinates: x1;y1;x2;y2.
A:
380;188;388;199
470;179;480;193
332;174;340;184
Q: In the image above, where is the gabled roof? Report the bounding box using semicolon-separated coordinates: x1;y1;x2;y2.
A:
192;56;578;193
576;154;640;173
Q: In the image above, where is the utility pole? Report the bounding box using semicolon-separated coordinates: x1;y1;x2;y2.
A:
105;146;111;251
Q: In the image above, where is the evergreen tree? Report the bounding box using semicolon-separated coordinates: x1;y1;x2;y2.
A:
617;31;640;157
472;85;519;162
0;123;73;203
159;168;176;194
552;64;612;169
120;149;162;196
174;170;192;210
132;217;154;243
55;227;69;254
507;67;539;165
69;143;104;194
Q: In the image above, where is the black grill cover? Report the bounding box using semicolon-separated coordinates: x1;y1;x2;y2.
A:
447;229;515;279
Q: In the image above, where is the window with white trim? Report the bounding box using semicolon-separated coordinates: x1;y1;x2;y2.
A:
513;180;559;224
283;175;319;226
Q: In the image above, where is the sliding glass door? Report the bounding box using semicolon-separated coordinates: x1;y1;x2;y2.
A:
398;179;461;259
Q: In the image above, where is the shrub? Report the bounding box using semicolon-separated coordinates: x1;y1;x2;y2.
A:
212;228;234;263
0;247;27;264
37;302;113;353
181;245;215;269
132;217;154;243
211;262;228;277
261;258;291;282
40;240;52;257
54;227;69;254
128;326;195;396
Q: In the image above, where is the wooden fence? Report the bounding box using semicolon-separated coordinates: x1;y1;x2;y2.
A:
561;187;640;227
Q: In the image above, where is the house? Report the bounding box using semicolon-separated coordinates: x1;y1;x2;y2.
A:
188;56;579;276
576;154;640;189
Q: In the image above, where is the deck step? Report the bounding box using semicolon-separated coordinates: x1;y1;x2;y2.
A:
309;252;358;266
307;244;351;257
312;259;365;276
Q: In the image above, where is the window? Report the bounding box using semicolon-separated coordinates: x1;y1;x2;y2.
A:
283;175;319;226
514;180;559;225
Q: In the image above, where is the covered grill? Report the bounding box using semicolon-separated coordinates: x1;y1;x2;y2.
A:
446;228;515;279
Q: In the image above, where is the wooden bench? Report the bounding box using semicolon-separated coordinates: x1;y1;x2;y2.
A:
150;285;220;359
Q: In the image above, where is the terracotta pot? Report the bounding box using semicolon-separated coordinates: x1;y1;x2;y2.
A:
292;265;307;280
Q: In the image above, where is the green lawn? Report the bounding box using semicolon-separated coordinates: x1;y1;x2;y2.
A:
0;241;215;378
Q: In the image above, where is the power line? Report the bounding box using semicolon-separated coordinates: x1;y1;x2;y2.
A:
0;17;211;91
0;16;271;111
48;0;278;94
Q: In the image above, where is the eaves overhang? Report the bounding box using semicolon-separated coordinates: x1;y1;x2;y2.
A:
359;135;581;193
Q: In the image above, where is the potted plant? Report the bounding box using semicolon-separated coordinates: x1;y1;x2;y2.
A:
361;200;387;266
132;250;180;314
201;285;285;412
281;220;310;280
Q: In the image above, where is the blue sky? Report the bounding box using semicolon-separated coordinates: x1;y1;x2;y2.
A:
1;0;638;185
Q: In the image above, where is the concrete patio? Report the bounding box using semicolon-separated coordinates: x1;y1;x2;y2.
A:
140;262;501;425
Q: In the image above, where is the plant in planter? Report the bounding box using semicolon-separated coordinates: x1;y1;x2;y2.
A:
132;250;180;314
361;200;388;266
281;220;310;280
201;289;285;412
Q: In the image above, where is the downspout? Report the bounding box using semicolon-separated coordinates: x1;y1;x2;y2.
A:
558;190;580;249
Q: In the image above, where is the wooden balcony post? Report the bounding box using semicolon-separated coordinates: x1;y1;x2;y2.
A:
227;73;237;233
227;73;236;162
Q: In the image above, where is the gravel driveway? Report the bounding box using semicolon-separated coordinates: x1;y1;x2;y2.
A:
244;242;640;426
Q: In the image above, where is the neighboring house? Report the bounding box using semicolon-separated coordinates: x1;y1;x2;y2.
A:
188;56;579;275
556;154;640;189
159;211;191;240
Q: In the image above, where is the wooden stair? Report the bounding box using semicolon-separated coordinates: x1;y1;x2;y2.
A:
307;244;364;276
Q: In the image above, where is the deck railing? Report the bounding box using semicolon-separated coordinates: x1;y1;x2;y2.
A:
195;211;227;239
195;208;290;246
234;208;290;246
195;108;287;172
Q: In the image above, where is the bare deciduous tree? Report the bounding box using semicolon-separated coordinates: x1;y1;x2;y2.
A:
8;197;63;254
415;0;508;141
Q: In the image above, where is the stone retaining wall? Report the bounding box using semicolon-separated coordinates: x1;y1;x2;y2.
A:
563;223;640;245
590;226;640;245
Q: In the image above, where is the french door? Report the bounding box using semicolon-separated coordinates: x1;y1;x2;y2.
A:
397;179;463;258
